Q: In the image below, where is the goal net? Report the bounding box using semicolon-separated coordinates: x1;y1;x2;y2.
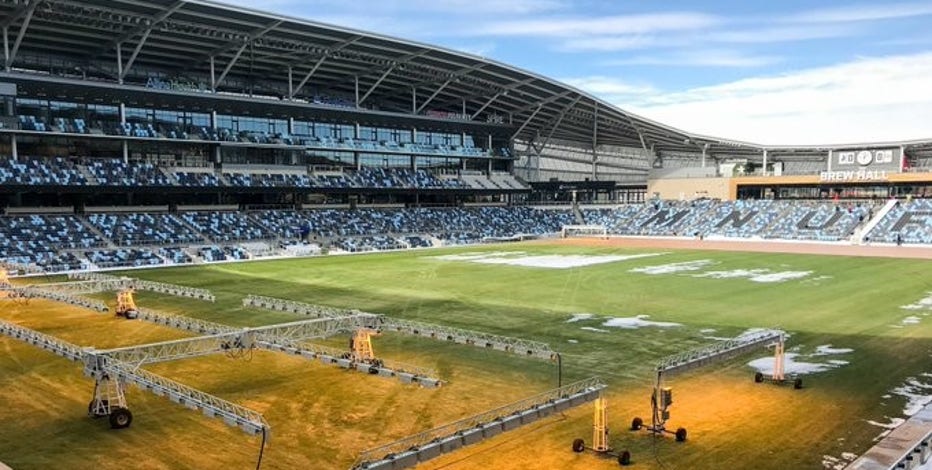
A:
561;225;608;239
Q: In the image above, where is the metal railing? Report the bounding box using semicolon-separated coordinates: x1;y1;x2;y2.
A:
351;377;605;468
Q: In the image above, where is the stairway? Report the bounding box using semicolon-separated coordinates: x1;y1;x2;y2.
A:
856;199;899;243
76;163;99;185
174;214;213;244
76;214;117;248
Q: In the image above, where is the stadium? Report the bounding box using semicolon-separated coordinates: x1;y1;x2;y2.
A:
1;1;931;469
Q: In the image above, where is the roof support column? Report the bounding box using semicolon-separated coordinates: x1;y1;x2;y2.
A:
471;91;503;120
540;95;582;152
900;145;906;171
354;76;359;108
762;149;768;175
5;1;36;72
209;56;215;92
120;26;154;83
411;87;416;113
213;40;249;91
701;144;708;168
510;104;543;141
292;55;327;99
592;101;598;181
116;44;123;84
3;27;8;73
358;65;396;106
415;78;454;114
287;66;293;100
827;149;833;172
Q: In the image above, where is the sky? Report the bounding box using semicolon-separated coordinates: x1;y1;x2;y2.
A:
220;0;932;146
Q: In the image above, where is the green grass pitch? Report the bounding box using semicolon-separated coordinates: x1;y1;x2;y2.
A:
1;241;931;469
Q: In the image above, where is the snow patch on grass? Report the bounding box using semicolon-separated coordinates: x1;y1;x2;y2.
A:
867;417;906;429
813;345;855;356
694;269;769;279
580;326;609;333
902;292;932;310
902;316;922;325
436;251;668;269
566;313;594;323
602;315;682;329
749;271;813;283
890;377;932;416
630;260;715;275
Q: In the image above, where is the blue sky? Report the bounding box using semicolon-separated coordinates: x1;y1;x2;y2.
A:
221;0;932;145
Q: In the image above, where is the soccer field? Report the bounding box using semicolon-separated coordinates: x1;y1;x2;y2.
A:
2;240;931;470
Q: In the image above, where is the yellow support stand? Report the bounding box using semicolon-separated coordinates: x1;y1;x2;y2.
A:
593;391;609;452
350;328;380;362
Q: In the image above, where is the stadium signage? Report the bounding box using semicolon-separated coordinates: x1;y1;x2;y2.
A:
145;77;209;93
819;169;889;182
424;110;470;121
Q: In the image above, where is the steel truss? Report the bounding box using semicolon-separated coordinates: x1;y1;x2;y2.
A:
0;318;268;435
136;308;440;383
351;377;606;470
639;329;786;440
243;295;557;360
69;272;216;302
1;285;109;312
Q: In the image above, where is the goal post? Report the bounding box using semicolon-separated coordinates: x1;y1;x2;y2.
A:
561;225;608;239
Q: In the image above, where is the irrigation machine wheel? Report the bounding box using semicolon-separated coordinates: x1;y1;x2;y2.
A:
754;372;764;383
108;407;133;429
630;417;643;431
675;427;687;442
572;438;585;453
618;450;632;466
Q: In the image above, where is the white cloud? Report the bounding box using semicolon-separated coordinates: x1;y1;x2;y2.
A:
603;50;782;68
621;53;932;145
706;25;857;43
561;35;659;52
219;0;565;15
560;76;657;102
476;12;720;37
787;2;932;23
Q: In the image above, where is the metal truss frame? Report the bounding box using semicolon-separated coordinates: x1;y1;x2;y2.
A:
243;295;556;360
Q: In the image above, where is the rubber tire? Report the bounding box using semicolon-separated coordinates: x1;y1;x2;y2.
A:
631;417;643;431
88;399;109;418
794;378;803;390
675;427;687;442
618;450;632;466
572;438;585;453
754;372;764;383
109;407;133;429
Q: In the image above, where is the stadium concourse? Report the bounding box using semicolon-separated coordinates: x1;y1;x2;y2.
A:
0;197;930;273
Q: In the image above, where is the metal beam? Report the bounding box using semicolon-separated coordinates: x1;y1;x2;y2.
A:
357;64;395;105
538;95;582;152
90;0;185;58
414;78;454;114
0;0;36;29
510;104;543;141
289;35;362;98
119;26;153;81
201;20;283;62
213;40;249;90
470;91;504;120
5;0;37;70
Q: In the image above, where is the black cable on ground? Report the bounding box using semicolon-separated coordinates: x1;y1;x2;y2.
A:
255;426;268;470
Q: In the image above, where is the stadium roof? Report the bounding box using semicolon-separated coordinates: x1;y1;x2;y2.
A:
1;0;930;159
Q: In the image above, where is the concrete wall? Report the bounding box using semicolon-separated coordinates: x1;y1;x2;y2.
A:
647;177;731;201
